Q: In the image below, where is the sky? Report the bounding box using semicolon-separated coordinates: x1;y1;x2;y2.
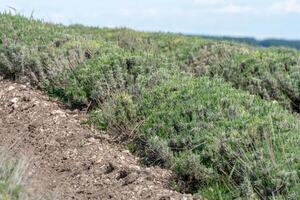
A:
0;0;300;40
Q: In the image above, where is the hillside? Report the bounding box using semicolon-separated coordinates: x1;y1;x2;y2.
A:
0;13;300;200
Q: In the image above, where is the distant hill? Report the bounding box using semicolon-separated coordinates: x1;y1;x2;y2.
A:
202;35;300;50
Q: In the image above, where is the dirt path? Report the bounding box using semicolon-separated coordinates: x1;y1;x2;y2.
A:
0;80;198;200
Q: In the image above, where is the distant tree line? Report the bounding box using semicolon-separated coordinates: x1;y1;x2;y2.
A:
201;35;300;50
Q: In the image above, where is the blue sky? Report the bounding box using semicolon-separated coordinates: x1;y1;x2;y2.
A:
1;0;300;39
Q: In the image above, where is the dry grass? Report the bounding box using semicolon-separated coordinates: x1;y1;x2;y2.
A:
0;148;28;200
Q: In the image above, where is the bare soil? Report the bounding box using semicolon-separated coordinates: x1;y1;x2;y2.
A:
0;80;199;200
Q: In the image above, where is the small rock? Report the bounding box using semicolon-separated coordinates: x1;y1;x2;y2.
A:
123;172;138;186
33;100;40;106
90;155;97;160
51;110;65;115
8;86;15;91
122;150;130;154
12;104;18;110
10;97;18;104
99;162;115;174
95;158;102;164
116;170;129;180
130;165;141;171
87;137;97;143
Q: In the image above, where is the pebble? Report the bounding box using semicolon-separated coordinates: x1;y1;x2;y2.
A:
51;110;65;115
8;86;15;91
10;97;19;104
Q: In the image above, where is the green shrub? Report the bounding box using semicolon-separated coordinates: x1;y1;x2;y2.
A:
137;76;300;199
185;43;300;112
58;44;174;107
87;92;137;140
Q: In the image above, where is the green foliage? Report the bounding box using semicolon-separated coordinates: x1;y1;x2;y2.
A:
58;43;173;107
87;92;137;139
185;43;300;112
138;76;300;199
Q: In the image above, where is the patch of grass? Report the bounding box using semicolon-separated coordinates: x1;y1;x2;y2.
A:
0;151;25;200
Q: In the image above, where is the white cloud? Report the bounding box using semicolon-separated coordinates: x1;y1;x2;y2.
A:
269;0;300;14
